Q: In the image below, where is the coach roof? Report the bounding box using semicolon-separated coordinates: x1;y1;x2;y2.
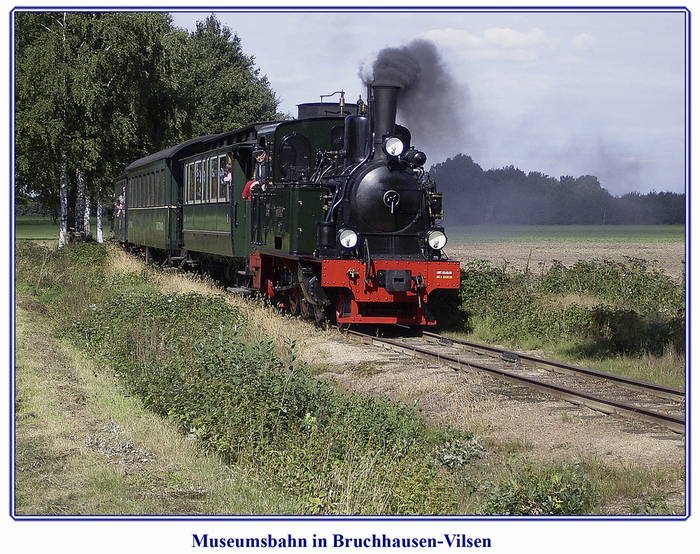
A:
125;134;219;172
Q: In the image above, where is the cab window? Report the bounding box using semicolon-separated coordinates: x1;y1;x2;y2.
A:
278;134;312;181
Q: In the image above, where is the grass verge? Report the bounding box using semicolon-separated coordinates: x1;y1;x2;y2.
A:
15;295;300;515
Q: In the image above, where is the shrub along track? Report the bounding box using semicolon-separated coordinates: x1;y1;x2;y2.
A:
129;246;685;443
342;328;685;435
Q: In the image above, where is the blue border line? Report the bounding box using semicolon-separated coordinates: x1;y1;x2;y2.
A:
685;4;691;520
9;4;691;522
9;7;16;522
7;6;694;13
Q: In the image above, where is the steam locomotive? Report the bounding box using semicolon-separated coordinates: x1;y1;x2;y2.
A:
113;81;460;325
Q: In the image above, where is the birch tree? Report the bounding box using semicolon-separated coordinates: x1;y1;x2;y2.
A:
16;12;80;247
16;12;173;244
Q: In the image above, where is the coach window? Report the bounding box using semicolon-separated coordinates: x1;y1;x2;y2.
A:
200;160;206;203
153;172;158;205
210;156;218;201
156;172;160;205
204;159;211;203
189;163;195;203
186;163;194;204
150;172;155;206
183;167;188;204
158;171;162;205
195;161;202;203
202;160;208;203
152;171;157;206
202;160;211;202
137;175;142;207
218;155;228;200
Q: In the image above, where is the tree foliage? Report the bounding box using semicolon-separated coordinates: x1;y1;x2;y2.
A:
15;12;280;220
430;154;685;225
165;15;280;138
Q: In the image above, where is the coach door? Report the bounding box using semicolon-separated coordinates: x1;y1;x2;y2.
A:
230;153;251;258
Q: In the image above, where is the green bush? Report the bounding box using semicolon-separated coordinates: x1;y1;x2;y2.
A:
479;463;595;515
453;259;684;355
74;290;471;514
539;258;683;316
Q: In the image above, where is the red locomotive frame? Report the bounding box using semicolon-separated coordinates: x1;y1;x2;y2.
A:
249;250;460;325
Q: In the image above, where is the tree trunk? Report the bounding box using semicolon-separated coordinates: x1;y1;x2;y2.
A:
58;155;68;248
75;168;85;235
96;197;104;243
84;194;91;238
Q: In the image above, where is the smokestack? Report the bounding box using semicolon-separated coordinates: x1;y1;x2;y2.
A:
370;84;400;158
360;39;472;163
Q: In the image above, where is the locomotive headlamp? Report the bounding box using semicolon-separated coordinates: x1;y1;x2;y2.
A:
338;228;359;249
426;230;447;250
382;136;405;157
411;150;427;167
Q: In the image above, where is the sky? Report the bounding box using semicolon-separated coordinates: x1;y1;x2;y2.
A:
170;9;686;195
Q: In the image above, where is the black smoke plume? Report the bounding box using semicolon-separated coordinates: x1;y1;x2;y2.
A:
361;39;472;162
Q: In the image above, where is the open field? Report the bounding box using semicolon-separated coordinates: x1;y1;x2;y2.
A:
446;225;685;243
15;215;100;242
446;225;685;281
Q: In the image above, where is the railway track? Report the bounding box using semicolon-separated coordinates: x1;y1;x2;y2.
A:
343;328;685;434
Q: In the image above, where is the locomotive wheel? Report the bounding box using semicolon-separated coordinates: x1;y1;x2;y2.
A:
313;304;327;325
300;298;312;319
288;288;301;316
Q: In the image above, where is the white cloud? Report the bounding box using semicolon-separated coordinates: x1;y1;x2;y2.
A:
483;27;546;48
420;26;546;62
571;32;594;50
421;28;482;49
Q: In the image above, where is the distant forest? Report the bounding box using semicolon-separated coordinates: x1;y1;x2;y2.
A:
429;154;685;225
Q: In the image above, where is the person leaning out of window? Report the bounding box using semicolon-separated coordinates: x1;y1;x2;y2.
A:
242;147;270;199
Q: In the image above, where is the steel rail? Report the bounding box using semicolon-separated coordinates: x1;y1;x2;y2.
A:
422;330;684;401
345;329;685;434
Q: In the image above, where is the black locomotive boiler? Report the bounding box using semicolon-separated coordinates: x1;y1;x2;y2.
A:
113;80;460;325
